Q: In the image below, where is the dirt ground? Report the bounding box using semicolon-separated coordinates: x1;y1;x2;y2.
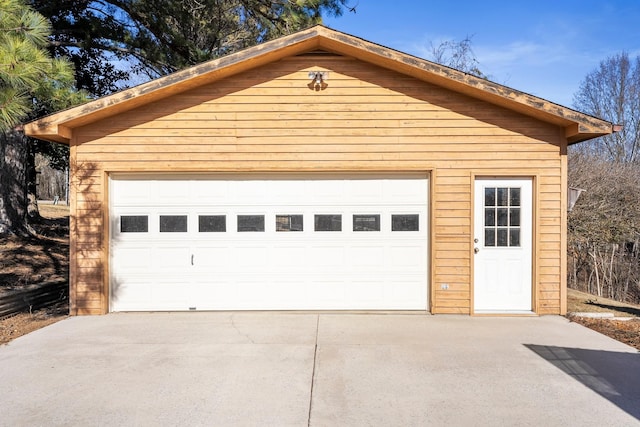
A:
0;203;70;345
1;206;639;349
567;288;640;351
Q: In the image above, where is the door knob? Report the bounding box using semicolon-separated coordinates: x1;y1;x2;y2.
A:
474;247;480;254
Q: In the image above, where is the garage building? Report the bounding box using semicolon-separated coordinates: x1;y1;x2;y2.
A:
25;26;614;315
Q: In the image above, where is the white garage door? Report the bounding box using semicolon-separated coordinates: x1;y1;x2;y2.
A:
109;174;429;311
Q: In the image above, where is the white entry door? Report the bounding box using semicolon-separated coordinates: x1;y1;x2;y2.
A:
473;178;532;313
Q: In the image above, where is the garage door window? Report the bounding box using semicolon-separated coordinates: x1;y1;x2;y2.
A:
314;214;342;231
392;214;419;231
199;215;226;232
276;215;303;232
238;215;265;232
120;215;148;233
160;215;188;232
353;214;380;231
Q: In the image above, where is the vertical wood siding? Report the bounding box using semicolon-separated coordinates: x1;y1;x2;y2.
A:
72;54;565;315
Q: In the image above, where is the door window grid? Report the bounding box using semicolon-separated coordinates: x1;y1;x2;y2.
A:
484;187;521;247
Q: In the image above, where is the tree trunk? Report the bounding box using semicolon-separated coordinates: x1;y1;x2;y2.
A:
0;130;31;236
26;138;41;222
590;247;601;297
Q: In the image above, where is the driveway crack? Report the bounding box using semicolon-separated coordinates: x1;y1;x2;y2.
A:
307;314;319;427
230;314;255;343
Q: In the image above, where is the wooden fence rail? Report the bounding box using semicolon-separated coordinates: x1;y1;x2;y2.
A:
0;280;68;318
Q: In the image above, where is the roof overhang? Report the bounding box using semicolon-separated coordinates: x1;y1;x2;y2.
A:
24;25;615;145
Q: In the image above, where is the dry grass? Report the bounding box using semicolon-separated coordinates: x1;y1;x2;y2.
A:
567;288;640;350
567;288;640;318
38;203;70;220
0;303;67;345
0;203;70;345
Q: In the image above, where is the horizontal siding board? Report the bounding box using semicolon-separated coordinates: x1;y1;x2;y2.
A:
78;143;557;154
75;150;561;162
432;307;469;314
98;117;556;130
77;135;556;146
435;290;470;300
434;299;471;308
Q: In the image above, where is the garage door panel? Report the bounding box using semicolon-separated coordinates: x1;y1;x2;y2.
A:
308;245;346;268
270;245;308;270
235;246;269;269
152;281;190;304
191;180;229;201
155;246;191;269
159;180;190;203
112;180;152;205
113;247;152;269
111;280;152;310
384;179;429;204
345;281;385;303
308;281;346;306
110;174;429;311
193;246;231;271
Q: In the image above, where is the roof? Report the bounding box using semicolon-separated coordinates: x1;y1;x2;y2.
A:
24;25;614;145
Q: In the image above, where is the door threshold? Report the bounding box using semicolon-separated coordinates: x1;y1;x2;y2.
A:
473;310;537;317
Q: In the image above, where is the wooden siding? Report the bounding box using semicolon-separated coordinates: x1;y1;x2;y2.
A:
71;54;565;315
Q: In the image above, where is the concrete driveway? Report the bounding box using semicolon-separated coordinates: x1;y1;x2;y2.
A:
0;314;638;426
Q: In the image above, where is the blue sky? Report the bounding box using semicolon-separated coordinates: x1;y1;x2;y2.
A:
324;1;640;108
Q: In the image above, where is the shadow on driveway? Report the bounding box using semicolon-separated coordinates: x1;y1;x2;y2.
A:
525;344;640;421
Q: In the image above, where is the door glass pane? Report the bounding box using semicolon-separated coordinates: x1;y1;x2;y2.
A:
497;228;508;246
509;188;521;206
314;214;341;231
485;228;495;246
237;215;264;232
276;215;303;232
484;188;496;206
121;215;148;233
160;215;187;232
353;214;380;231
199;215;226;232
497;208;508;226
392;214;419;231
484;209;495;227
497;188;509;206
509;228;521;247
509;208;520;227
